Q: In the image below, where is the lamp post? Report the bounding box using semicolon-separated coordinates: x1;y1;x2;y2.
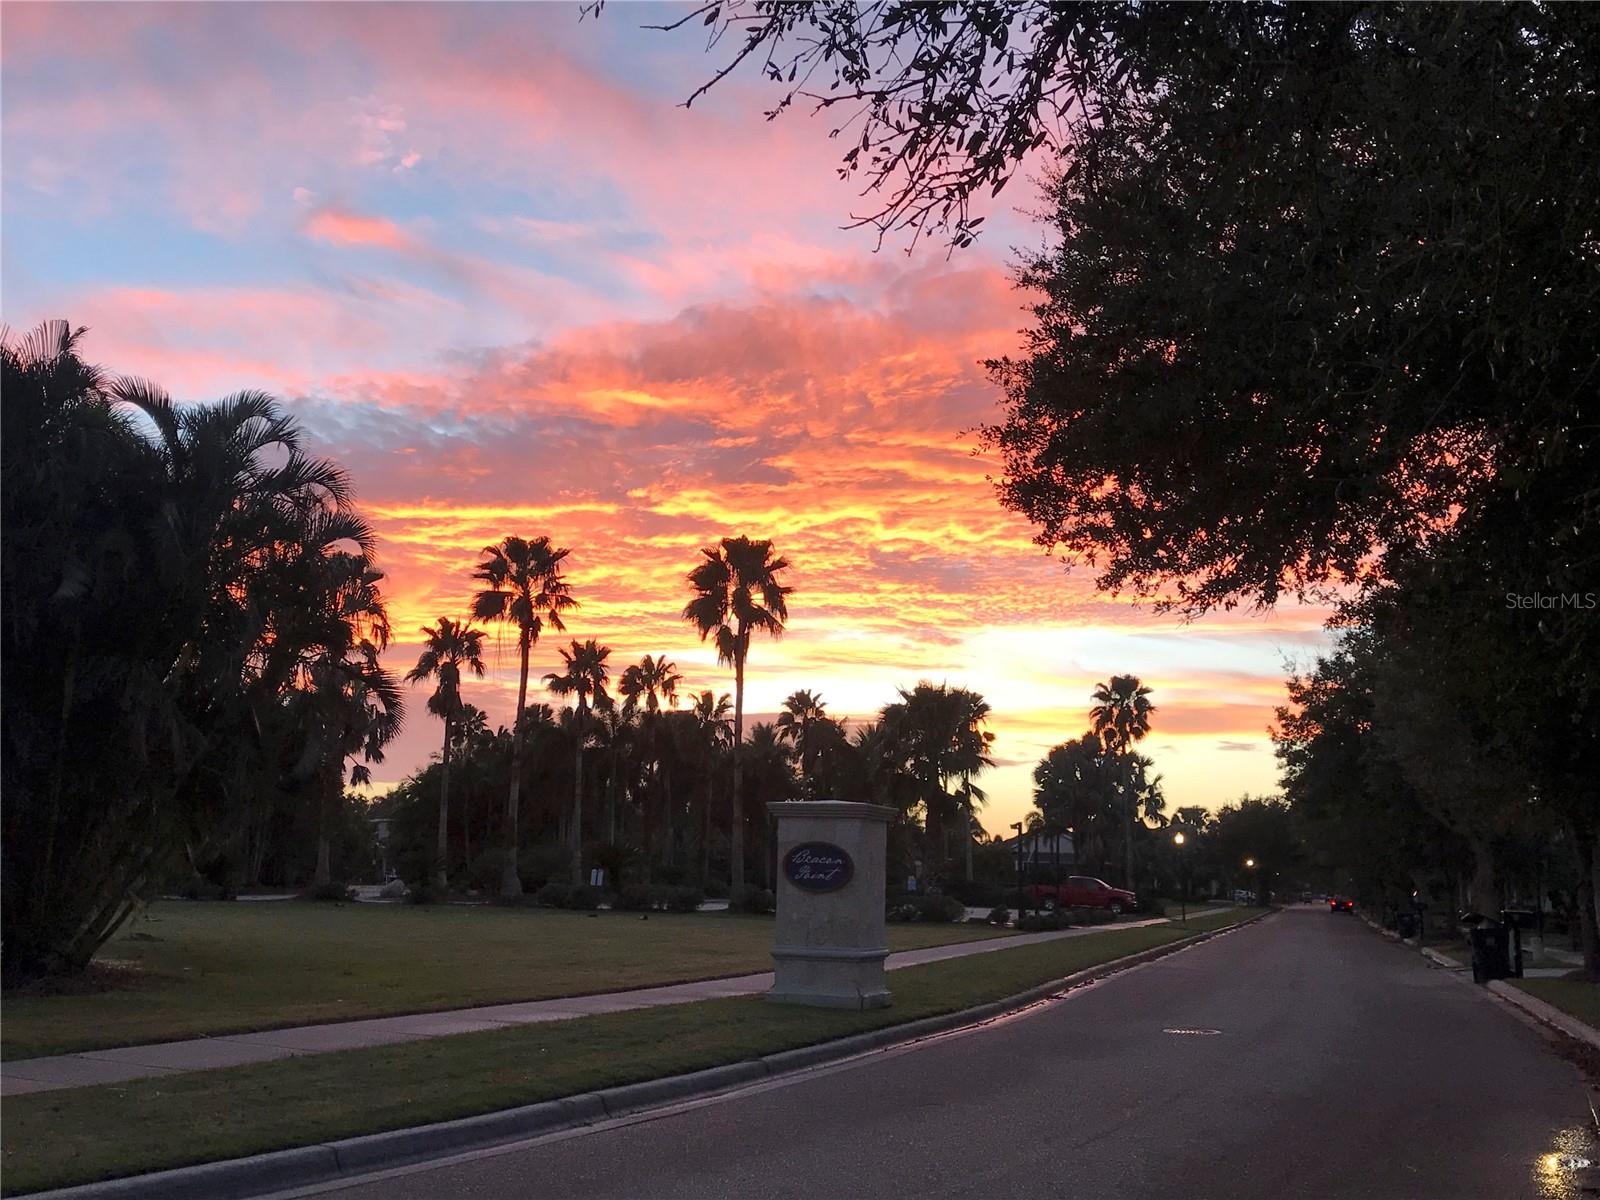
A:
1011;822;1026;916
1245;857;1260;906
1173;831;1188;923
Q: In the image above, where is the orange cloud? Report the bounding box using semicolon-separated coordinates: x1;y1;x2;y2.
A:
303;206;418;251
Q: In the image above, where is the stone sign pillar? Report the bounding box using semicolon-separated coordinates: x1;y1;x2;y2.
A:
766;800;893;1010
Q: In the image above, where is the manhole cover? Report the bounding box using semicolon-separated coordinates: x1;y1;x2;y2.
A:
1162;1028;1222;1036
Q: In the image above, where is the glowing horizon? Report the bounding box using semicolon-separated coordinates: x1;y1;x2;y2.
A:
1;2;1331;832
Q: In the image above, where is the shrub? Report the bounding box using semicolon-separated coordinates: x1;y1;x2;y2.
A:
301;881;355;903
534;881;574;909
734;888;776;915
467;851;510;894
886;902;919;923
702;878;730;900
944;880;1004;907
916;894;966;924
516;845;572;893
177;879;235;902
663;886;705;914
1140;897;1169;917
1018;910;1072;932
1069;905;1117;925
987;905;1011;926
589;841;645;890
406;884;441;905
566;884;603;910
614;883;655;912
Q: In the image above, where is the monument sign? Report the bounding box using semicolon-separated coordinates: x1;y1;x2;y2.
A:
766;799;893;1009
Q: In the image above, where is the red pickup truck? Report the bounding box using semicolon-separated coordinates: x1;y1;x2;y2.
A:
1027;875;1137;915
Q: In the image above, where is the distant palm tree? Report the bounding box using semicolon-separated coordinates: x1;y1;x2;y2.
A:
620;655;683;865
405;617;487;890
775;689;829;795
1090;675;1156;888
545;639;612;884
591;704;637;845
689;689;733;878
453;702;489;749
451;702;490;864
1130;752;1166;823
286;553;404;888
683;536;791;901
472;536;576;897
620;654;682;715
951;688;995;881
742;722;798;888
881;682;993;882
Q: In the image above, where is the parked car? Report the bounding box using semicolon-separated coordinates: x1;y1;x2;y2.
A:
1230;888;1257;904
1329;895;1355;913
1026;875;1137;916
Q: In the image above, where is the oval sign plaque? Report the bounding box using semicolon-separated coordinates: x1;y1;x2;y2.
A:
783;842;854;893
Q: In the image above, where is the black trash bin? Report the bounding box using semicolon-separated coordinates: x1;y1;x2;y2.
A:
1469;924;1512;984
1396;912;1419;940
1500;909;1535;978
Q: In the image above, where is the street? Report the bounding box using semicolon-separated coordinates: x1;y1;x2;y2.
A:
286;909;1593;1200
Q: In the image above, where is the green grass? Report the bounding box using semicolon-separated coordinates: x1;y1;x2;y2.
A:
1512;977;1600;1031
0;907;1263;1195
1;901;1011;1060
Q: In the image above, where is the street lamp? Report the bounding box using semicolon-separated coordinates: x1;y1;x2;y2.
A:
1172;831;1188;923
1011;822;1026;916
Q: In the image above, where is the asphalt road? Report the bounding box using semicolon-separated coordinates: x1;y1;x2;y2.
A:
293;909;1593;1200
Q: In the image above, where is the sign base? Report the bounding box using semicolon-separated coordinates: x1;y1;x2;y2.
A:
766;944;892;1009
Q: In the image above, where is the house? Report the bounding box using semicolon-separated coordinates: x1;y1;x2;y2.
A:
1000;831;1076;881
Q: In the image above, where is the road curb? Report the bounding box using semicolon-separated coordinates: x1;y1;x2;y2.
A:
1421;947;1462;970
1486;980;1600;1052
27;911;1272;1200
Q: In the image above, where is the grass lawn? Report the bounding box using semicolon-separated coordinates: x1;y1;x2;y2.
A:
1;901;1011;1060
1513;977;1600;1031
0;907;1263;1195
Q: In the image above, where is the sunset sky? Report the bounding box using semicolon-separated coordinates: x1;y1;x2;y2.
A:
2;3;1331;833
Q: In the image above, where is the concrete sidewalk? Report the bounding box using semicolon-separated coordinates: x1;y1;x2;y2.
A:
1;917;1176;1097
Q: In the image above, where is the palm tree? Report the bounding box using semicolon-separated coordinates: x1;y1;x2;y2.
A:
682;536;791;900
545;639;612;884
1130;752;1166;823
451;702;490;865
775;689;829;795
881;682;993;882
1036;731;1131;878
1091;675;1157;888
472;536;577;897
619;654;682;715
591;703;637;845
405;617;486;890
285;553;405;888
620;655;683;865
950;688;995;881
689;689;733;879
742;722;798;888
4;322;404;981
